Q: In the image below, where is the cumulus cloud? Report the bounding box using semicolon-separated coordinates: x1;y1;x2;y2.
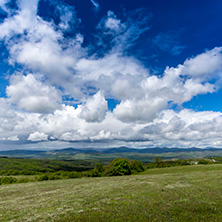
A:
8;18;78;87
140;109;222;142
111;53;217;123
0;0;39;40
180;47;222;80
7;135;19;141
76;53;148;81
114;98;166;123
78;91;107;122
0;0;222;149
0;98;20;133
6;74;61;113
27;132;48;141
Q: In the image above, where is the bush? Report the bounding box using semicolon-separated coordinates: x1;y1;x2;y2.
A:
130;160;145;173
145;159;191;169
20;170;37;175
0;176;17;185
0;170;40;176
89;168;102;177
63;171;82;179
37;174;49;181
6;170;20;175
48;174;62;180
53;170;65;176
87;163;105;177
105;158;132;176
198;159;211;164
17;178;33;183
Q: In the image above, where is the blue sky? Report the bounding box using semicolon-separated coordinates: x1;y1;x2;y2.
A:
0;0;222;150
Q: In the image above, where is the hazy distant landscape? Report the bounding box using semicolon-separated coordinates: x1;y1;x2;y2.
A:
1;147;222;162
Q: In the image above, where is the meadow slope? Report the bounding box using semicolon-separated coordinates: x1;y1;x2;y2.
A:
0;164;221;222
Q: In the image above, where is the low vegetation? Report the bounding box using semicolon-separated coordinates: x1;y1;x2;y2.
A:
0;164;221;221
0;158;145;184
0;157;97;173
0;157;221;185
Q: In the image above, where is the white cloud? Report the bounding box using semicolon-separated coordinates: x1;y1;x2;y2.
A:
0;1;84;98
27;131;48;142
76;53;148;81
114;98;166;123
0;0;222;149
78;91;107;122
0;0;39;40
56;3;78;31
96;9;151;52
0;0;10;13
140;109;222;143
105;11;124;32
60;131;88;141
180;47;222;80
7;135;19;141
6;74;61;113
8;19;77;85
90;0;99;11
0;98;19;132
90;130;111;140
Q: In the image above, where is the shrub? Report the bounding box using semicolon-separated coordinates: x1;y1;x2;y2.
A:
0;176;17;185
53;170;65;176
17;178;33;183
0;170;8;175
83;171;92;177
48;174;62;180
198;159;211;164
130;160;145;173
95;163;104;173
105;158;131;176
90;168;102;177
37;174;49;181
88;163;105;177
64;171;82;179
20;170;37;175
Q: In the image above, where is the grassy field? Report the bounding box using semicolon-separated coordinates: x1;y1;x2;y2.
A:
0;164;221;222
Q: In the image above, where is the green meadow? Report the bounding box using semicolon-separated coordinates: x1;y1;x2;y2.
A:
0;164;221;222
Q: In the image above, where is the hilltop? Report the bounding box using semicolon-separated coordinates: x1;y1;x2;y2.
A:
0;147;222;162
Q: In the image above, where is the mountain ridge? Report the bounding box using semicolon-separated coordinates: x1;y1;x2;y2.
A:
0;147;221;156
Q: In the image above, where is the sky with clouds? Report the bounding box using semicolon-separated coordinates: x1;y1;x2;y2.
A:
0;0;222;150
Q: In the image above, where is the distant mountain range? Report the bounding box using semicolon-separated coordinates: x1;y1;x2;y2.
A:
0;146;221;157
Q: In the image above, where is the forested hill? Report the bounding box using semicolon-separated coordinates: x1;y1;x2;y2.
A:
0;147;221;161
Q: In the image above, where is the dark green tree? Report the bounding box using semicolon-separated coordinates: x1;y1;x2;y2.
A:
105;158;131;176
95;163;104;173
130;160;145;173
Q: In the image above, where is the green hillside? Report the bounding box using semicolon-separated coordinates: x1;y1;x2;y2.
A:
0;157;96;173
1;148;222;162
0;164;221;221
